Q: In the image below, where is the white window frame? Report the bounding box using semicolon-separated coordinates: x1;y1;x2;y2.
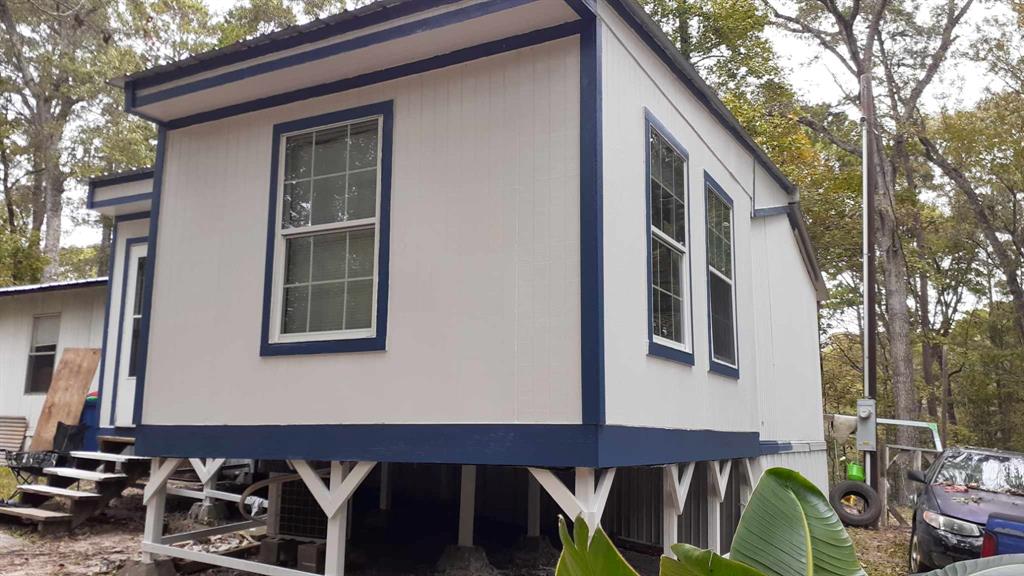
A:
25;313;60;394
706;187;738;369
649;127;692;354
268;114;384;345
121;243;148;382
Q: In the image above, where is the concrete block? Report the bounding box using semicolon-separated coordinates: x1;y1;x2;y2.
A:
117;559;177;576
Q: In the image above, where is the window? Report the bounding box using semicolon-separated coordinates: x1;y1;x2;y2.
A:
263;101;392;355
646;112;693;364
706;176;738;375
128;255;147;378
25;315;59;393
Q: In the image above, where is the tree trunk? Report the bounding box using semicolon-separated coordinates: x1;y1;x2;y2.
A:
40;134;64;281
98;217;112;276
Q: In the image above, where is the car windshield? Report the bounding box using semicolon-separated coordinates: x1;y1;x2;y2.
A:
934;450;1024;495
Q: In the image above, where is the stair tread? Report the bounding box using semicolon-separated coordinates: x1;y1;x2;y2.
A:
70;451;148;463
42;467;126;482
0;505;71;521
18;484;100;499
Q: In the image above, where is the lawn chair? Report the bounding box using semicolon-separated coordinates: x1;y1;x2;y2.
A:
0;416;29;467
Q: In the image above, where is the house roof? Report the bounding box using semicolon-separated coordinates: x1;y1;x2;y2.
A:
0;278;108;298
88;167;155;190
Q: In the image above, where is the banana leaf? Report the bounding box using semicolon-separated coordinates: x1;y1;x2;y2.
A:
729;467;866;576
661;542;768;576
913;555;1024;576
556;515;641;576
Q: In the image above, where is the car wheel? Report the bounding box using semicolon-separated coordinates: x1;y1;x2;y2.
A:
909;530;932;574
828;480;882;527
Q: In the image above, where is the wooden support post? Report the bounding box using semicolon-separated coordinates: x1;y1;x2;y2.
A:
662;463;695;557
706;461;731;554
289;460;377;576
458;465;477;547
142;458;171;563
527;474;540;538
379;463;391;511
528;467;615;539
326;462;349;576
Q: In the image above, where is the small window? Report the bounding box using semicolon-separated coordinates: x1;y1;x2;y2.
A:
276;116;381;340
646;114;692;364
706;178;737;373
128;256;147;378
26;315;59;393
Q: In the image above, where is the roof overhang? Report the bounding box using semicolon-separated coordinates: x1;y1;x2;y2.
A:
87;168;154;217
0;278;108;299
123;0;583;125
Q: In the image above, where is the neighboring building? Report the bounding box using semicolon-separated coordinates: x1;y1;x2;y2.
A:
0;279;107;436
88;0;829;572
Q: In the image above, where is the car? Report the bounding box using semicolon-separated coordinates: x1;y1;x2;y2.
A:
907;446;1024;573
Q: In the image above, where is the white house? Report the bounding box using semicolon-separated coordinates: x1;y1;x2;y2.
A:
0;279;106;437
89;0;829;572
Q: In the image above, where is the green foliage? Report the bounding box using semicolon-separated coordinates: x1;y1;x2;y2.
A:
0;228;46;287
730;468;865;576
556;515;640;576
915;555;1024;576
662;543;766;576
54;245;104;281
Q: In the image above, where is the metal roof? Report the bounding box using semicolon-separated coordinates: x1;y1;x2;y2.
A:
0;278;108;298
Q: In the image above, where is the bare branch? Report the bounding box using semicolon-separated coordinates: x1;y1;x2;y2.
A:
797;114;862;156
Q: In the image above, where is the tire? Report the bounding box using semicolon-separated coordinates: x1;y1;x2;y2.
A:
909;529;933;574
829;480;882;527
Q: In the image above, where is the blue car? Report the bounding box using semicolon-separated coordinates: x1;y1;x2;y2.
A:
908;447;1024;573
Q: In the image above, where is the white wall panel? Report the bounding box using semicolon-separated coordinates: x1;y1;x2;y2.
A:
144;38;582;426
761;450;829;493
0;287;105;433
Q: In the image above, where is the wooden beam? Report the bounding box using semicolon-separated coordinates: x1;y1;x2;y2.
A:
458;465;476;547
527;474;540;538
528;468;583;520
143;457;183;505
142;542;310;576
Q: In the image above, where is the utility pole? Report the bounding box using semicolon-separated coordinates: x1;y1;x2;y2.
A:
860;73;879;495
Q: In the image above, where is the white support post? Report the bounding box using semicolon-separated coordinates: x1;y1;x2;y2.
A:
740;458;762;511
142;458;174;563
289;460;377;576
458;465;477;547
326;462;349;576
662;463;695;557
705;460;732;554
527;467;615;539
190;458;226;505
379;462;391;511
527;474;540;538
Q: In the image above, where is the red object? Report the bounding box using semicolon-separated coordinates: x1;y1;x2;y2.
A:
982;530;998;557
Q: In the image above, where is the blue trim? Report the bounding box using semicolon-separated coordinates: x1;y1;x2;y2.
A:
108;236;149;427
579;17;604;425
96;426;138;438
95;211;150;426
127;0;467;91
131;423;760;466
759;441;793;455
751;205;790;218
644;109;694;367
562;0;595;19
0;278;107;298
87;191;153;210
703;171;740;379
132;128;168;425
133;0;540;108
260;101;393;357
163;22;583;130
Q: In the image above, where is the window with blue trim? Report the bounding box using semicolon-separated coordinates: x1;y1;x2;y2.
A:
706;183;737;369
648;127;692;354
273;116;382;342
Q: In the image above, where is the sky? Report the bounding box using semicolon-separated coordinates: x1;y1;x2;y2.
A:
65;0;1004;248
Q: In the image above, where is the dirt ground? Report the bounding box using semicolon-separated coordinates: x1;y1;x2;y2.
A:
849;523;913;576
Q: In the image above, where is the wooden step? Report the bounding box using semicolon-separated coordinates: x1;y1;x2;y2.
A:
0;505;71;522
70;451;148;463
18;484;100;500
42;467;126;482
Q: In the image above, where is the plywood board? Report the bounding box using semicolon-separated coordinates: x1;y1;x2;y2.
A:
29;348;100;452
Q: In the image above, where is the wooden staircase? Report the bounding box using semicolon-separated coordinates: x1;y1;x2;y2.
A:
0;436;150;532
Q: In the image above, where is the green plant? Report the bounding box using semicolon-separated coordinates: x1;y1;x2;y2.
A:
554;467;1024;576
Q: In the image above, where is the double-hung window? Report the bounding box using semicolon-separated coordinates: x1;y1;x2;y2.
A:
706;176;738;375
646;115;693;364
264;102;392;355
26;314;59;393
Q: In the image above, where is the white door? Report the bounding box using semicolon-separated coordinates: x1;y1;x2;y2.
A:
114;242;148;427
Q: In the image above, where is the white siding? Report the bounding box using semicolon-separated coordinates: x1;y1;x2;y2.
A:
762;450;829;494
98;217;150;427
751;215;825;443
0;287;106;434
600;5;760;432
143;38;582;426
598;1;824;451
